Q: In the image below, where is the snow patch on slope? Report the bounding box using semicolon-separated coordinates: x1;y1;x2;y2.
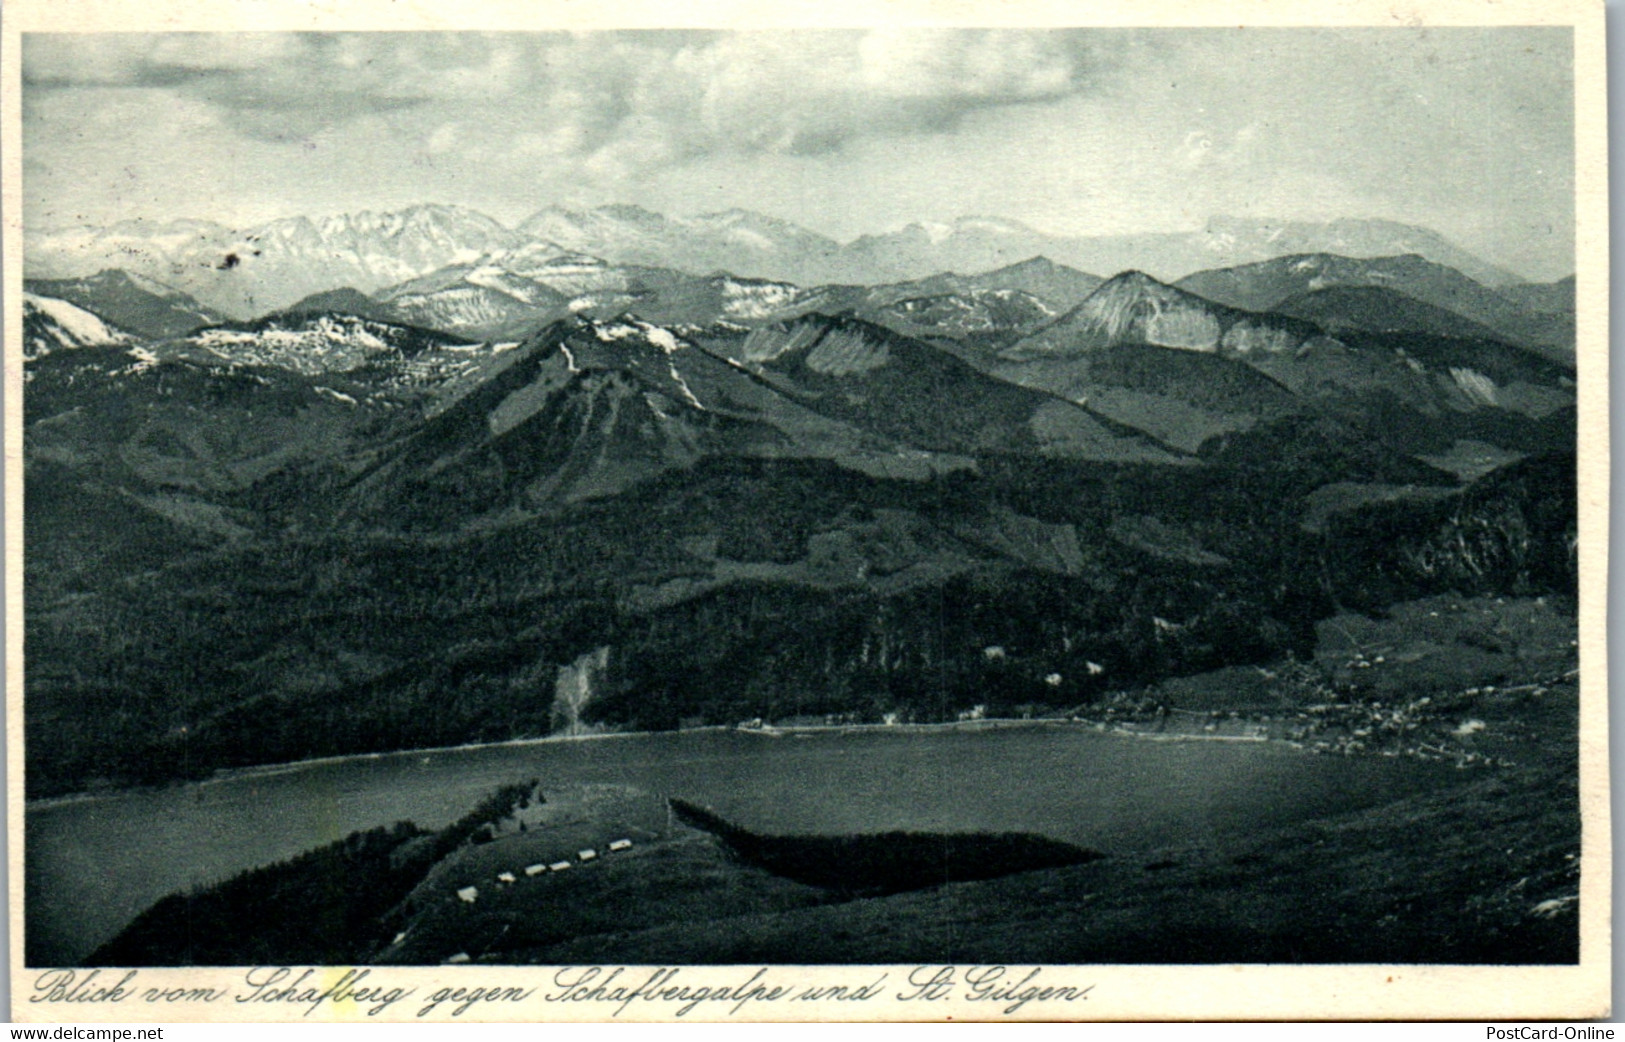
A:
717;278;801;320
23;294;131;359
595;318;687;354
25;294;128;347
1450;367;1499;407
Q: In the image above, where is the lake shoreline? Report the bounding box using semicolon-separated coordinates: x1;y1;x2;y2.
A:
25;712;1286;812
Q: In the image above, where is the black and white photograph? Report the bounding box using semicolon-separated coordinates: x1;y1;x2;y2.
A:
5;0;1609;1022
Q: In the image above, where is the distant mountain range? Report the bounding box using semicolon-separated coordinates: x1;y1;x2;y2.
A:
27;204;1552;319
26;205;516;319
24;251;1573;511
25;238;1577;377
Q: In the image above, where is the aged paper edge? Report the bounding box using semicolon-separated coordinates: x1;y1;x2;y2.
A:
1;0;1610;1022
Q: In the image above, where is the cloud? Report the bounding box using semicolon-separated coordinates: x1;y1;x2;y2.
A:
24;30;1109;158
1177;122;1264;171
858;29;1092;100
24;34;440;140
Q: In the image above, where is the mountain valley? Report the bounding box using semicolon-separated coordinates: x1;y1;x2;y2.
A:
21;205;1582;968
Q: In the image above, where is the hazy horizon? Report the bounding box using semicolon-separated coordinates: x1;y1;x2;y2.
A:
23;28;1576;281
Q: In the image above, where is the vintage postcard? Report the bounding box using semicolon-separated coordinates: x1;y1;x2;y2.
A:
3;0;1609;1023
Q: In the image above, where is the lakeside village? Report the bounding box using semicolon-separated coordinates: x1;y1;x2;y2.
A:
731;646;1572;771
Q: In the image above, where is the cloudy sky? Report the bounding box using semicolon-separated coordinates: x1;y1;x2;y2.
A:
22;27;1575;279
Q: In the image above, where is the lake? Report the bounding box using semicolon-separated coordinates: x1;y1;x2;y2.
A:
26;724;1455;965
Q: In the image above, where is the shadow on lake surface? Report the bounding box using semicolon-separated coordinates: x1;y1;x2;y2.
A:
669;796;1105;894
